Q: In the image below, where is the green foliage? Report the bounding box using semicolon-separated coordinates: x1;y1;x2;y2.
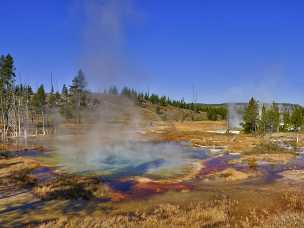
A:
117;86;227;120
160;96;167;106
244;100;304;134
3;53;304;135
70;70;87;92
282;111;291;131
48;91;57;109
291;106;304;131
0;54;16;124
149;94;160;104
201;106;227;121
62;84;68;97
59;84;72;119
108;86;118;95
32;85;46;112
266;102;280;133
0;54;15;90
247;101;289;134
242;97;259;133
69;70;88;123
244;142;296;155
258;105;267;133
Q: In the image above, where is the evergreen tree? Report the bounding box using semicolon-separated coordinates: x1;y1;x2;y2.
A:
283;111;291;131
0;54;16;138
291;106;303;131
108;86;118;95
70;70;87;92
121;86;130;97
149;94;160;104
32;85;46;110
62;84;68;97
32;85;47;135
0;54;16;89
48;89;57;109
60;84;73;119
70;70;88;123
268;102;280;132
259;104;267;133
160;96;167;106
242;97;259;133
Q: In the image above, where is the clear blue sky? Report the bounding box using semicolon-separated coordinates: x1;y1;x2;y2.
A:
1;0;304;104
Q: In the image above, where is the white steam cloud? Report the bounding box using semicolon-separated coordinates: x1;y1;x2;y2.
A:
54;1;200;176
227;103;243;129
55;98;198;175
74;0;142;90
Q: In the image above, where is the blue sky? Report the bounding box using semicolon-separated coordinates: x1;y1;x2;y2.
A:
1;0;304;104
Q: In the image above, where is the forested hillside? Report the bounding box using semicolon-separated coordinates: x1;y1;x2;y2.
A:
0;54;230;140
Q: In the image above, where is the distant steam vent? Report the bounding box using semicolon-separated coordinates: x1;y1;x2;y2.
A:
227;103;244;130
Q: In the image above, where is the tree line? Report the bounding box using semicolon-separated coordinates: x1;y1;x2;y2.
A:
242;97;304;134
0;54;94;139
0;54;229;140
111;86;227;120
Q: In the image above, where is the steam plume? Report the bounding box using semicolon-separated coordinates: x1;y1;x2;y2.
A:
54;1;197;176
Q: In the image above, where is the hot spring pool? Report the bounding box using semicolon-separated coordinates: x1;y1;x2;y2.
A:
52;141;212;179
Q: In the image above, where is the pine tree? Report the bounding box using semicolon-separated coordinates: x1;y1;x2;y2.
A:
60;84;73;119
0;54;16;139
108;86;118;95
283;111;291;131
242;97;259;133
70;70;88;124
269;102;280;132
259;104;267;133
32;85;47;135
291;106;303;131
70;70;87;92
48;89;57;109
0;54;16;89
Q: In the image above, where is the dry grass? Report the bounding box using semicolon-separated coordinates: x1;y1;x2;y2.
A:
206;168;254;182
33;175;111;200
258;192;304;228
263;212;304;228
37;193;304;228
244;142;296;156
0;142;47;153
281;191;304;211
38;199;236;228
239;141;297;164
173;120;226;132
149;120;261;152
280;170;304;182
0;157;39;187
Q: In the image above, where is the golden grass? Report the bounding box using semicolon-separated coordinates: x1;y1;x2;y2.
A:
33;175;111;200
37;192;304;228
205;168;254;182
244;141;296;156
148;120;261;152
0;157;40;188
238;141;297;164
172;120;227;132
38;199;234;228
